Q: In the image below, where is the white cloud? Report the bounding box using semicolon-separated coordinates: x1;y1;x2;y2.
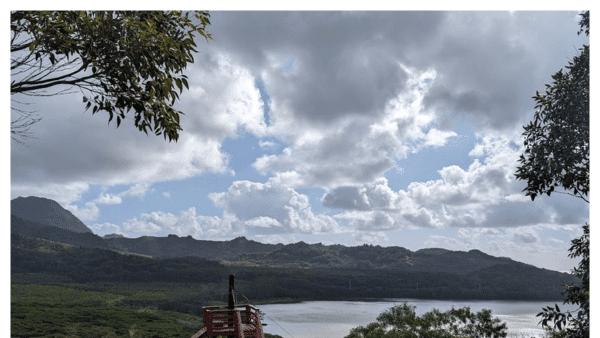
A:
95;193;123;205
258;140;278;150
254;234;289;245
512;228;540;244
10;11;588;272
87;222;124;236
210;179;340;235
424;128;458;148
253;65;451;189
65;202;100;222
245;216;282;228
352;231;389;245
121;183;154;198
94;182;155;206
10;182;90;206
91;207;240;240
321;131;588;234
11;53;267;201
336;211;399;231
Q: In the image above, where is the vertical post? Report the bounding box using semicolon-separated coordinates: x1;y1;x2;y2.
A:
228;274;235;338
228;274;235;310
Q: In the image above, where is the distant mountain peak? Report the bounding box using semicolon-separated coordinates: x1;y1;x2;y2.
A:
11;196;92;234
231;236;251;243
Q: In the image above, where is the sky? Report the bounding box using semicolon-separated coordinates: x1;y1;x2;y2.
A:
9;10;592;273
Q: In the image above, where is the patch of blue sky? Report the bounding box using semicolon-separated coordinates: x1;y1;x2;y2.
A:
76;183;105;205
386;123;477;192
295;187;329;215
254;76;272;126
222;133;282;180
85;132;290;227
282;57;295;73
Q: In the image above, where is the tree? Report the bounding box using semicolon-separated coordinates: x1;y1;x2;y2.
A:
515;11;589;203
515;10;589;338
11;11;212;143
537;224;589;338
345;303;507;338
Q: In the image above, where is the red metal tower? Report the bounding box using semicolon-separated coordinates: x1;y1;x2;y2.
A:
190;275;265;338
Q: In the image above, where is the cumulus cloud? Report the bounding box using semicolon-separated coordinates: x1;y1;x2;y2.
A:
89;207;239;239
95;194;123;205
322;177;399;211
336;211;399;232
10;11;589;271
210;179;340;234
10;182;90;207
322;131;588;235
254;234;290;245
352;231;389;245
11;53;266;202
65;202;100;222
513;228;540;244
253;65;456;189
420;11;588;131
94;182;155;206
258;140;278;150
88;222;124;236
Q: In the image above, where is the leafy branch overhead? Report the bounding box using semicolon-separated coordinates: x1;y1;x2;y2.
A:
11;11;212;142
516;10;589;338
515;11;589;203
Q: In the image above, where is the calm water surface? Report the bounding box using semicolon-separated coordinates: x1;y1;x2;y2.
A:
257;299;576;338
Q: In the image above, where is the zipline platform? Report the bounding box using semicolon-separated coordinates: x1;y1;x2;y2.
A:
190;275;265;338
190;304;264;338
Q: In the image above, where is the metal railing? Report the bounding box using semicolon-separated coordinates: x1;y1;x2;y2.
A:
201;304;264;338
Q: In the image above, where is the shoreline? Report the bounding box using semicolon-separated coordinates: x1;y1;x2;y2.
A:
249;295;565;306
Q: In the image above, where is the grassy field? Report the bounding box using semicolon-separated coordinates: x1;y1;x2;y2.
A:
11;275;282;338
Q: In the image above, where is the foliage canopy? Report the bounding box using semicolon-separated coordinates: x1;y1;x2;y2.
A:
515;11;589;203
515;10;590;338
345;303;507;338
537;224;589;337
11;11;212;143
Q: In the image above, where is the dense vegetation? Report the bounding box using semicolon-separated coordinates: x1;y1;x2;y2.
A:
11;280;283;338
12;234;573;304
11;210;578;337
11;232;577;337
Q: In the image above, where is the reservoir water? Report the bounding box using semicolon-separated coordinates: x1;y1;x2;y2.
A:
257;299;576;338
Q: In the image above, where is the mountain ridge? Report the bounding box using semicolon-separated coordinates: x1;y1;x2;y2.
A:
11;196;93;234
10;196;567;275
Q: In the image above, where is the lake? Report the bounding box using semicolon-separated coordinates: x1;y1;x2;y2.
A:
257;299;576;338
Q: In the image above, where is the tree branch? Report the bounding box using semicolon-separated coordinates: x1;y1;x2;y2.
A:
11;69;104;94
12;62;87;90
551;191;589;204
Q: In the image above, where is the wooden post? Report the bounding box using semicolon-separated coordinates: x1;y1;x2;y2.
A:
228;274;235;338
228;275;236;310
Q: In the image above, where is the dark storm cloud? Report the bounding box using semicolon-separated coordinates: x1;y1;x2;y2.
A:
207;11;446;124
419;11;588;130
